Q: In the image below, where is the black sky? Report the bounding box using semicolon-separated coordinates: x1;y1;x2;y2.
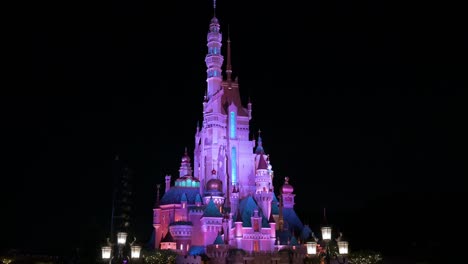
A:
3;0;466;262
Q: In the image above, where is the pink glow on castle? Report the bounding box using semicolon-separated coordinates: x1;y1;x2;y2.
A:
152;1;313;262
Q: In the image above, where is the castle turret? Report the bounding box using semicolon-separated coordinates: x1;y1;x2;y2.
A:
281;177;295;209
169;220;193;255
254;133;273;219
205;10;223;99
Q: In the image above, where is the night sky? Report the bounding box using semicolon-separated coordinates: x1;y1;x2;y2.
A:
3;0;466;262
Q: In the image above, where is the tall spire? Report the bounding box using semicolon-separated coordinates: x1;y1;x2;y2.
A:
226;24;233;83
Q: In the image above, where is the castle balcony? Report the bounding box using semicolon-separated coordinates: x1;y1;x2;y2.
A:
207;32;222;42
205;56;223;66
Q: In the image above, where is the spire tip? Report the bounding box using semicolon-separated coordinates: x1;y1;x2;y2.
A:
213;0;217;16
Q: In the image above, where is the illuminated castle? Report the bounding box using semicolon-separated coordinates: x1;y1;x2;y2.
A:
152;1;314;263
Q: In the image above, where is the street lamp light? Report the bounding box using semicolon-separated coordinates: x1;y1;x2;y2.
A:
321;226;332;241
309;225;349;264
117;232;128;245
101;246;112;260
131;245;142;259
338;241;349;255
306;240;317;255
101;232;141;264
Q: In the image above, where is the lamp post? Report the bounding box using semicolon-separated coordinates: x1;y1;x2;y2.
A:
307;225;349;264
323;225;348;264
101;232;142;264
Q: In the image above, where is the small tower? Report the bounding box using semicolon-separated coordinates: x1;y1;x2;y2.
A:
254;132;273;219
179;147;193;177
281;177;296;209
169;220;193;255
205;4;224;99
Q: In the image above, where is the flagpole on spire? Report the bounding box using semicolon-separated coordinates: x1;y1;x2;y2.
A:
213;0;216;16
227;24;233;83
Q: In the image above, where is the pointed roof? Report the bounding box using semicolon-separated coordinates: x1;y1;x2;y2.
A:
181;147;190;163
257;153;268;170
268;212;276;223
221;83;248;116
195;193;202;204
180;193;188;202
161;231;175;243
255;130;264;154
220;35;248;117
238;195;258;227
213;233;224;245
202;198;222;218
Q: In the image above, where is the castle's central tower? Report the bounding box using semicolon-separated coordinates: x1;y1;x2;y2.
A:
193;3;255;201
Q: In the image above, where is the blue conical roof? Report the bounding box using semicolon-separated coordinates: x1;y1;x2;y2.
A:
255;134;264;154
238;195;258;227
181;193;188;202
202;198;222;217
195;193;202;204
213;233;224;245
